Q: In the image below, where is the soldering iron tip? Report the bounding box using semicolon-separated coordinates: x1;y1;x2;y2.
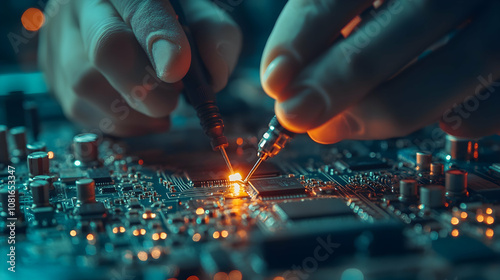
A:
219;146;234;174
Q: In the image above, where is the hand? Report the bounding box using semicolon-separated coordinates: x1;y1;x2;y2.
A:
39;0;242;136
261;0;500;143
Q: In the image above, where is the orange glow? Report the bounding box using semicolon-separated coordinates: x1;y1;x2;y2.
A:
138;159;144;165
160;232;167;239
273;277;285;280
213;231;220;239
133;229;140;236
451;217;459;225
112;227;119;234
120;227;126;233
187;276;199;280
86;233;94;241
236;138;244;145
460;212;468;219
228;270;242;280
192;233;201;242
486;229;494;238
221;230;229;238
196;207;205;215
137;251;148;261
341;16;361;37
140;229;146;235
47;151;54;159
229;173;242;182
451;229;459;237
214;272;229;280
151;247;161;259
152;233;160;241
70;230;77;237
486;208;493;215
473;143;479;159
477;215;484;223
486;216;494;225
21;8;45;31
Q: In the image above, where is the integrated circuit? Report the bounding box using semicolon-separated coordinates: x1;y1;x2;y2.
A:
336;156;389;171
274;199;353;221
88;168;113;185
248;177;305;199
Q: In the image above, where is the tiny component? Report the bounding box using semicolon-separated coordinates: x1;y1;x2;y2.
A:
338;156;389;171
0;125;9;164
26;141;47;154
121;184;134;192
10;126;27;157
30;180;51;208
430;163;444;176
76;179;96;204
399;179;418;202
274;199;353;221
27;151;50;177
445;169;468;197
248;177;305;199
101;187;117;194
33;175;55;190
445;135;478;161
59;168;85;183
416;151;432;172
88;168;113;185
73;133;99;164
420;185;445;209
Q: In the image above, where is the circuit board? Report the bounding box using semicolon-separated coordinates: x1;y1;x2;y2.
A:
1;122;500;280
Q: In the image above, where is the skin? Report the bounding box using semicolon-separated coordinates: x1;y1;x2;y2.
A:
39;0;242;137
261;0;500;143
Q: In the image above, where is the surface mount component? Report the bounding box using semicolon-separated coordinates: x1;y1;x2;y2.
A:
248;177;305;199
274;199;353;221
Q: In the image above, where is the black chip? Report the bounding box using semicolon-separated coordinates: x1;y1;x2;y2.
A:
101;187;117;194
121;184;133;192
340;156;388;171
88;168;113;185
275;199;353;221
248;177;305;198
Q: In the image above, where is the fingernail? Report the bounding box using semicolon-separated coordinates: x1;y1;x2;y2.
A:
308;113;360;144
262;55;298;100
277;87;327;132
151;39;181;82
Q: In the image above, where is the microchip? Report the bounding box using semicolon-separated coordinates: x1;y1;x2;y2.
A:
88;168;113;185
274;199;353;221
120;184;133;192
248;177;305;199
338;156;388;171
100;187;117;194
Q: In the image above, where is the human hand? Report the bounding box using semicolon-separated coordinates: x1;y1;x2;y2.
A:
261;0;500;143
39;0;242;136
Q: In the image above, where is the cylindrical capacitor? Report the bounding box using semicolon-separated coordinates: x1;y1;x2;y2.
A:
73;133;99;164
24;101;40;141
10;126;27;157
76;179;96;204
430;163;444;176
0;125;9;164
399;179;418;202
416;152;432;172
445;169;468;196
27;141;47;154
27;151;50;177
445;135;478;161
33;175;55;190
420;185;445;209
0;189;23;221
30;180;51;207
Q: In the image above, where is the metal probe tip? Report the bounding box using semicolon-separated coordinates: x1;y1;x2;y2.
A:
244;157;263;183
219;146;234;174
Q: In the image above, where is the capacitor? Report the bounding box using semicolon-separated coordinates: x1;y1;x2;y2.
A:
27;151;50;177
430;163;444;176
0;125;9;164
27;141;47;154
24;101;40;141
30;180;51;208
73;133;99;164
445;169;468;197
33;175;55;190
10;126;27;157
399;179;418;202
76;179;96;204
416;152;432;172
445;135;478;161
420;185;445;209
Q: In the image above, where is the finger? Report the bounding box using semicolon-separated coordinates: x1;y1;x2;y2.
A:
182;0;242;92
261;0;374;99
77;0;181;118
109;0;190;83
308;1;500;143
440;81;500;139
277;0;487;133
